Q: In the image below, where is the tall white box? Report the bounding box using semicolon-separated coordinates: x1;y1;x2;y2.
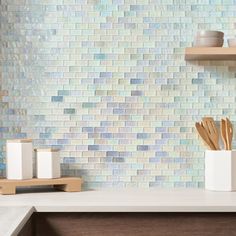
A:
6;139;33;180
205;150;236;191
36;149;61;179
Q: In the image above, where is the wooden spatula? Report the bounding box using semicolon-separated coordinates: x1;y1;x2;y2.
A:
195;122;217;150
226;118;233;150
202;117;220;150
220;119;227;150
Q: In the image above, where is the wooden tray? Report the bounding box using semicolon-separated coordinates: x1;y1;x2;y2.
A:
0;177;82;195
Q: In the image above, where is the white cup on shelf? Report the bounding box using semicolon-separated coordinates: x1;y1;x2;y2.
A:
6;139;33;180
35;148;61;179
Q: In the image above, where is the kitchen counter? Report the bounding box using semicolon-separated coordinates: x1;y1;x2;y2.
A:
1;188;236;212
0;206;34;236
2;189;236;235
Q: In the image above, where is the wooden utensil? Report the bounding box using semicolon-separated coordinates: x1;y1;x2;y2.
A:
202;117;220;150
195;122;216;150
220;119;227;150
200;122;217;150
225;118;233;150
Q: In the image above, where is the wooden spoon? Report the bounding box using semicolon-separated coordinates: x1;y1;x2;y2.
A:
195;122;217;150
202;117;220;150
220;119;227;150
226;118;233;150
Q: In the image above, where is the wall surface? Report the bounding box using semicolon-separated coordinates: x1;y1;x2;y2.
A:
1;0;236;189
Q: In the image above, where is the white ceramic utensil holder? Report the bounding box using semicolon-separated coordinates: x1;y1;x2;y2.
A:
6;139;33;180
36;149;61;179
205;150;236;191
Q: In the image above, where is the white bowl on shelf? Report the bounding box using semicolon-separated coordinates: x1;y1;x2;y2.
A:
196;30;224;38
228;38;236;47
194;37;224;47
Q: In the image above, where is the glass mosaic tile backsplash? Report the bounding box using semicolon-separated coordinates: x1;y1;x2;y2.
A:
1;0;236;189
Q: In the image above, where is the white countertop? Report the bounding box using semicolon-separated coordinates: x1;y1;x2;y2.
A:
0;206;34;236
2;188;236;235
1;188;236;212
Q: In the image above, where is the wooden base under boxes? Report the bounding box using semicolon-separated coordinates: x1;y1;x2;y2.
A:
0;177;82;195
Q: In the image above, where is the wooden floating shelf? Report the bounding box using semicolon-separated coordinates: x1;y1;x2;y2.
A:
185;47;236;60
0;177;82;195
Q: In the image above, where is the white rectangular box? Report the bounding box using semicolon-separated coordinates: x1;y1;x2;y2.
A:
205;150;236;191
36;149;61;179
6;139;33;180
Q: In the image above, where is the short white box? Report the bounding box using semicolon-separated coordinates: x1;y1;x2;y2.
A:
36;149;61;179
205;150;236;191
6;139;33;180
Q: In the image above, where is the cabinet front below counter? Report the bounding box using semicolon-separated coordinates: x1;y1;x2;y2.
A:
19;212;236;236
